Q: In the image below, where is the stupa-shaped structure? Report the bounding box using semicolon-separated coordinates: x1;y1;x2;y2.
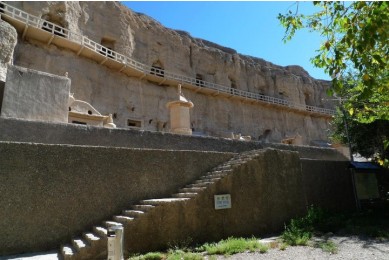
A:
166;84;194;135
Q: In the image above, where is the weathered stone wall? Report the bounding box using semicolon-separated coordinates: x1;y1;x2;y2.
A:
0;144;356;256
124;149;307;253
0;19;17;82
0;117;348;160
0;141;233;255
263;142;349;161
1;65;71;123
6;1;334;144
122;150;355;253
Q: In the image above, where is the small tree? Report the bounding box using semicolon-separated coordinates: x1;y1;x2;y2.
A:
278;1;389;165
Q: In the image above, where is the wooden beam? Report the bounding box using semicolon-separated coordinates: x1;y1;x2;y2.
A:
119;64;126;73
77;46;84;56
22;24;28;40
100;57;108;65
47;34;55;45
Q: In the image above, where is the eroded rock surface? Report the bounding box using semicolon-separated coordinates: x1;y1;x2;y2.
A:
6;1;333;144
0;19;17;81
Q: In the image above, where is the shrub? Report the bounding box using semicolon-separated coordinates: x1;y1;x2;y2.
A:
281;205;326;246
129;252;164;260
318;240;338;254
166;250;203;260
202;237;267;255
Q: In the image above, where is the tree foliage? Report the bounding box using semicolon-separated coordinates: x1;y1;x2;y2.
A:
331;110;389;166
278;1;389;165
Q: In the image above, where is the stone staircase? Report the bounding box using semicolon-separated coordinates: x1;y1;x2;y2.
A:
60;150;261;259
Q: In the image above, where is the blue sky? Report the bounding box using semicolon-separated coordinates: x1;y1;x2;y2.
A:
123;1;330;80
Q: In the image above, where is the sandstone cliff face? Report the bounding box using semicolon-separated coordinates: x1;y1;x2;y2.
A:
0;19;17;82
7;1;333;144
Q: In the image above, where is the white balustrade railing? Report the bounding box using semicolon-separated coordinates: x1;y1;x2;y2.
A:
0;1;335;116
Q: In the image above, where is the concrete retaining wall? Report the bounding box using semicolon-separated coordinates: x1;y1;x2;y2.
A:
0;117;347;160
263;143;349;161
0;142;356;256
0;141;233;255
123;149;356;253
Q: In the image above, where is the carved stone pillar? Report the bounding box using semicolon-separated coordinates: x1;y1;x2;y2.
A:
166;84;194;135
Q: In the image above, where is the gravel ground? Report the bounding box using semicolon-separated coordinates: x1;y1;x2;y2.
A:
216;236;389;260
2;236;388;260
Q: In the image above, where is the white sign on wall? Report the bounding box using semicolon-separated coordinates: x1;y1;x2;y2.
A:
214;194;231;210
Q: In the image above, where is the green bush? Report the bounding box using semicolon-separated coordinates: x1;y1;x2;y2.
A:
166;249;203;260
128;252;164;260
318;240;338;254
258;243;269;253
281;205;326;246
202;237;267;256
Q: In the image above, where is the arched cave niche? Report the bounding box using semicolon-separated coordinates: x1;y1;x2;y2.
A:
100;37;115;59
41;14;66;37
150;60;164;77
229;76;237;94
304;92;314;106
195;74;204;87
258;129;272;143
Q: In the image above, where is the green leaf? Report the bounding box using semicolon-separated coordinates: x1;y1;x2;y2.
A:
349;108;355;116
384;139;389;150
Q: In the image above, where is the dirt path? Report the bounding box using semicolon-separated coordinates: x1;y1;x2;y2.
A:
216;236;389;260
2;236;388;260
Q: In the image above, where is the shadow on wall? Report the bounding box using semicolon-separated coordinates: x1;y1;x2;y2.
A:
121;149;356;253
258;129;272;143
0;141;233;256
0;82;4;112
0;144;355;256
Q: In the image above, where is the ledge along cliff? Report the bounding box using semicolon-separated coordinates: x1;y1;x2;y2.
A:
3;1;335;144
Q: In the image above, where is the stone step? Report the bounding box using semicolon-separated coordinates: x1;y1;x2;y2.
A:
72;238;87;252
208;169;232;175
204;172;229;179
61;245;75;259
241;157;253;161
113;215;134;224
82;232;106;259
83;232;101;244
122;209;145;218
195;177;220;183
186;182;213;188
240;154;255;158
229;160;247;165
194;179;210;184
103;221;122;229
141;198;190;206
172;192;197;198
230;158;247;162
132;204;156;211
220;162;234;165
214;165;232;170
179;187;206;193
93;226;107;238
216;168;234;172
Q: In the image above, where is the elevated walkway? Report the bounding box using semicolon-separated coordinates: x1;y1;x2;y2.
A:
0;2;335;118
0;117;348;160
